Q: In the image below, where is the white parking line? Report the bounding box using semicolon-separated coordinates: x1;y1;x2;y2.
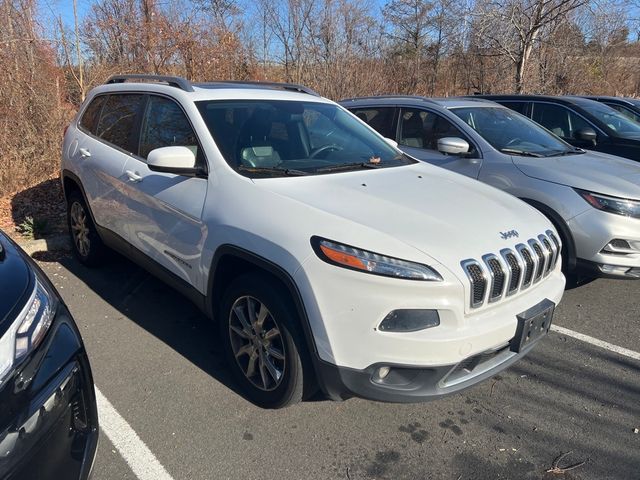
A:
95;387;175;480
551;325;640;361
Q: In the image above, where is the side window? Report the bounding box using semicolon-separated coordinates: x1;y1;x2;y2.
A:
399;108;468;151
79;95;106;134
531;103;590;139
350;107;396;139
500;101;528;115
606;103;640;123
96;94;144;151
139;96;199;160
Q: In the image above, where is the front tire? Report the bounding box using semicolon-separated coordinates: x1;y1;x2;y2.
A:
220;273;307;408
66;191;106;266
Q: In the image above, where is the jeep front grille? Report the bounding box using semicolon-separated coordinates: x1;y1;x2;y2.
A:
461;230;560;309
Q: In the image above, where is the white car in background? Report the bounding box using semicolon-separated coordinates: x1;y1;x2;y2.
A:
61;75;565;408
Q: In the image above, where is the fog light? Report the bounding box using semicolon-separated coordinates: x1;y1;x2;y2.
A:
379;309;440;332
377;366;391;379
599;264;632;276
602;239;634;254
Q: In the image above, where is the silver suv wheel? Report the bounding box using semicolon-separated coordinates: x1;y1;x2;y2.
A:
228;295;286;391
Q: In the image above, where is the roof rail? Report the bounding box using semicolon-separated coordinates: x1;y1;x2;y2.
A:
105;74;194;92
340;95;436;104
194;80;320;96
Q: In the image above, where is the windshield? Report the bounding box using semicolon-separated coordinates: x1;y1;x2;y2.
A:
451;107;578;157
581;102;640;137
196;100;414;177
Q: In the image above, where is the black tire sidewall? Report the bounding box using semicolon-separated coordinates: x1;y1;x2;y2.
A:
219;273;305;409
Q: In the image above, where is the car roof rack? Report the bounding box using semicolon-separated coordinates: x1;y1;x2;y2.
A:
193;80;320;96
105;74;195;92
340;95;437;104
105;75;320;96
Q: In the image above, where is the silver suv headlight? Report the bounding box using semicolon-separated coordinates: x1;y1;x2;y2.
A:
312;237;442;281
576;189;640;219
0;279;57;386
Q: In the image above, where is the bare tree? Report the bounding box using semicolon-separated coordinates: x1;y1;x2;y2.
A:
474;0;587;92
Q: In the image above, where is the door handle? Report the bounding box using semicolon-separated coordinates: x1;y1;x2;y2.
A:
79;148;91;158
126;170;143;182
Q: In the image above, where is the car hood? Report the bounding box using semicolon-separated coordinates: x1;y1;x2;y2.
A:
256;163;553;268
512;150;640;199
0;232;32;333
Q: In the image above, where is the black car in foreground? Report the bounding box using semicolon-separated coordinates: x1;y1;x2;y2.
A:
582;96;640;123
0;230;98;479
473;94;640;162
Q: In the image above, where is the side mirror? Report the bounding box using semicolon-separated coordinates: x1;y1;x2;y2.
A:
437;137;470;155
384;137;399;149
147;146;201;175
575;128;597;145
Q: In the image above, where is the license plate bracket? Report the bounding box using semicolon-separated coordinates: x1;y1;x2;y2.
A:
510;298;555;354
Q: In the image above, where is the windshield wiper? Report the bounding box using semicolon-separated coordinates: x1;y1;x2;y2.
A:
237;165;308;176
314;162;382;173
499;148;544;158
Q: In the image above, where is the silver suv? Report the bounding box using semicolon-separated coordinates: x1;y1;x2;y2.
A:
341;96;640;279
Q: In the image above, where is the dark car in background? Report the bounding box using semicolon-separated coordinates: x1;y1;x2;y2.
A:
473;94;640;162
0;230;98;480
582;96;640;123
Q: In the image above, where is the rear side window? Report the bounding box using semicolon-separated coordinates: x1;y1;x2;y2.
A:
96;94;144;151
499;101;528;115
530;103;590;139
399;108;468;151
350;107;396;139
139;96;199;160
79;96;106;134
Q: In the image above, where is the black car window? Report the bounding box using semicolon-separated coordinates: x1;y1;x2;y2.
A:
139;96;200;161
399;108;467;151
350;107;396;139
79;95;106;135
96;94;144;151
530;103;591;139
499;101;528;115
605;103;640;123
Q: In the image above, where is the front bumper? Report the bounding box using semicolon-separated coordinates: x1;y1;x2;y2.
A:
568;208;640;277
0;303;98;480
316;299;555;403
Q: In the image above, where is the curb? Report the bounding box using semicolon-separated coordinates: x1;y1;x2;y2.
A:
15;234;70;256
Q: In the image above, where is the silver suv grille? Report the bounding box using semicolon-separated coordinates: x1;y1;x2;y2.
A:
461;230;560;309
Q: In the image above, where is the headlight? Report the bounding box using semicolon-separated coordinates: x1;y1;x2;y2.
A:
0;279;56;386
576;189;640;219
312;237;443;281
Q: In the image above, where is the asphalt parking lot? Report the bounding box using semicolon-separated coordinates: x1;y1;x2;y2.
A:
37;252;639;480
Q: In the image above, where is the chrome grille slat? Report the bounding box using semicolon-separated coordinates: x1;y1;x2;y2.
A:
500;248;523;296
517;243;535;288
528;239;546;283
539;234;555;275
461;259;487;308
463;231;559;309
483;254;506;302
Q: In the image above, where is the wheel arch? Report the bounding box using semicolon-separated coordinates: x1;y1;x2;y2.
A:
207;245;318;357
520;197;577;270
61;170;100;230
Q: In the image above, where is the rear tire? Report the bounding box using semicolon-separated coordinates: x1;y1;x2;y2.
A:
219;272;307;408
66;191;106;267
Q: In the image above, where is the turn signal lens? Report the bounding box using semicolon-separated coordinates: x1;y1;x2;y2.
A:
312;237;442;281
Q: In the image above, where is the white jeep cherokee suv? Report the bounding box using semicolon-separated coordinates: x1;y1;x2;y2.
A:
61;74;565;408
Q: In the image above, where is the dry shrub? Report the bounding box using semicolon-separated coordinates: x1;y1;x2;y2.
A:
0;0;71;196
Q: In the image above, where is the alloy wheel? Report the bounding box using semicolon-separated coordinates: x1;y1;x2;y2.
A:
70;201;90;258
228;296;286;391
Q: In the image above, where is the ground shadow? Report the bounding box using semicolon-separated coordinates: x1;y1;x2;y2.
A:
9;178;66;238
37;249;326;406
